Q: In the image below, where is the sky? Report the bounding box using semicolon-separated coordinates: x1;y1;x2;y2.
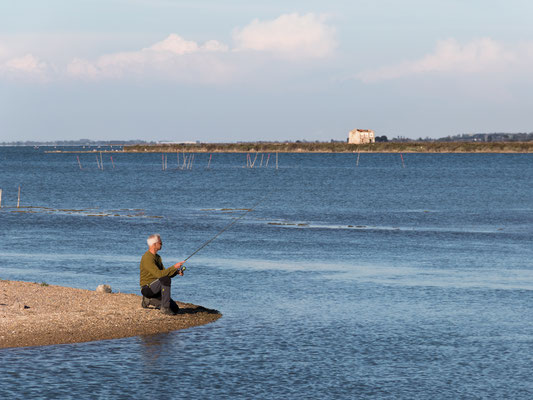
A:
2;0;533;142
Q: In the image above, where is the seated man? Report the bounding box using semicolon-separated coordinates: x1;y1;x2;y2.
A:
140;234;185;315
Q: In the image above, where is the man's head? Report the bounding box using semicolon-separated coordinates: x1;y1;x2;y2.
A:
147;234;162;254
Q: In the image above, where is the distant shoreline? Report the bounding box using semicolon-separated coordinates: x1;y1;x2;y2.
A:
39;141;533;154
122;141;533;153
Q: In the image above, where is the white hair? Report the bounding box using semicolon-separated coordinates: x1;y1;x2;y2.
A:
147;234;161;247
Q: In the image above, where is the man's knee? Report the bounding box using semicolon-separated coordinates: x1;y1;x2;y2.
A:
141;286;161;299
159;276;171;286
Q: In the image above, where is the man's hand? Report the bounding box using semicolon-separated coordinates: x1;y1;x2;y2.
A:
173;261;185;276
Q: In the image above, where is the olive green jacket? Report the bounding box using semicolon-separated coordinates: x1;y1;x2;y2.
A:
139;251;177;287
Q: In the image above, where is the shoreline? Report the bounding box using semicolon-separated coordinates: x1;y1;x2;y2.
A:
43;141;533;154
47;149;533;154
0;280;221;349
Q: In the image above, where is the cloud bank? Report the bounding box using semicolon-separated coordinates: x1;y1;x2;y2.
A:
66;34;233;83
0;53;50;82
0;13;336;83
357;38;531;83
233;13;336;58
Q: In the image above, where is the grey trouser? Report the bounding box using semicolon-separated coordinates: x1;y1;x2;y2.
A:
143;276;172;309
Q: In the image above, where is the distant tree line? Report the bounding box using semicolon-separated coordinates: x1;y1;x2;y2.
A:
0;139;150;146
437;132;533;142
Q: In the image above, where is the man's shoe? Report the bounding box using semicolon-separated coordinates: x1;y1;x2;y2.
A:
161;307;176;315
151;298;161;309
142;296;162;309
141;296;150;309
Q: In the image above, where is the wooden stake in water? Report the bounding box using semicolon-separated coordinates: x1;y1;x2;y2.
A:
251;152;258;168
259;153;264;168
100;152;104;170
110;156;115;169
96;154;100;170
400;153;405;168
276;152;278;170
77;155;82;170
356;152;360;167
265;153;270;167
207;154;212;169
17;186;21;208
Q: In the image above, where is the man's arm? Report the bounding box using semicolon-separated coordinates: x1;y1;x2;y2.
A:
141;254;177;280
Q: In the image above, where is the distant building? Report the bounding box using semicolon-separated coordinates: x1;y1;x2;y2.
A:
348;129;375;144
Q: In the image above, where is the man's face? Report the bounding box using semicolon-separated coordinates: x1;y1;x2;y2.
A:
156;239;162;251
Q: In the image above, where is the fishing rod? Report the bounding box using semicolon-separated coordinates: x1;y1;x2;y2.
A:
181;196;269;266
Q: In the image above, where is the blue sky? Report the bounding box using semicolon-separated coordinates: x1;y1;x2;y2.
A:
2;0;533;142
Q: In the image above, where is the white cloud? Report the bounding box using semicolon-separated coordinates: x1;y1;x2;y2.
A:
0;53;50;81
1;13;336;83
145;34;228;54
66;34;232;83
357;38;529;83
233;13;336;58
65;14;336;83
147;34;200;54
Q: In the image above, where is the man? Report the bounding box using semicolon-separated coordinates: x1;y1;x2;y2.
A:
140;234;185;315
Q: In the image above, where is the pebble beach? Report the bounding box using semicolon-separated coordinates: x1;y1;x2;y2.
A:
0;280;221;349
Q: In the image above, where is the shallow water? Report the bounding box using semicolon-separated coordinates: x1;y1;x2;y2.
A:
1;148;533;399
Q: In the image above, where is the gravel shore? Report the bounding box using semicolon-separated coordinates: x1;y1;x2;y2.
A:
0;280;221;349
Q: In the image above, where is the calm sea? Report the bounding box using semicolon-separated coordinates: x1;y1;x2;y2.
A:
1;147;532;399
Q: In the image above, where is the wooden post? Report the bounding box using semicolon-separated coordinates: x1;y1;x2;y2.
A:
17;186;21;208
207;154;212;169
100;152;104;170
260;153;264;168
110;156;115;169
400;153;405;168
96;154;100;169
77;155;82;169
265;153;270;167
356;152;360;167
276;152;278;170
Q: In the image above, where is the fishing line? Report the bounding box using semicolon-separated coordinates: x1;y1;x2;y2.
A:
182;194;270;263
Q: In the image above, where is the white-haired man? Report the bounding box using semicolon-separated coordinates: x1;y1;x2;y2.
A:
140;234;185;315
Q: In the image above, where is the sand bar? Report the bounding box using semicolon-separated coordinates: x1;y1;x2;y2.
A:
0;280;221;349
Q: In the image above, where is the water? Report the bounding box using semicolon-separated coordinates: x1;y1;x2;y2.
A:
1;147;533;399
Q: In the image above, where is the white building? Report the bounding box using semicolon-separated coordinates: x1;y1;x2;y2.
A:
348;129;375;144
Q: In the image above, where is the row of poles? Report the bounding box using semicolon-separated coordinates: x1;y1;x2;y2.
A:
245;152;279;169
75;152;280;170
0;186;22;208
162;152;197;171
76;152;115;170
75;151;407;170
